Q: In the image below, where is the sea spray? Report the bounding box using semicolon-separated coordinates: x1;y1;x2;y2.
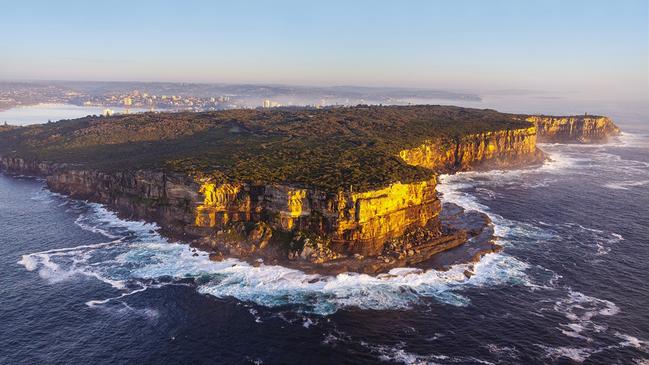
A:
18;189;535;315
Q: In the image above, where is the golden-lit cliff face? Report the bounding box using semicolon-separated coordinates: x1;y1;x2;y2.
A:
190;125;546;255
264;185;310;230
399;127;542;171
194;182;252;228
192;178;440;255
526;116;620;143
3;123;546;257
333;179;440;255
0;110;621;266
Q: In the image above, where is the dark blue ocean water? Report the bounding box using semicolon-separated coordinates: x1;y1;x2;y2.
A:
1;123;648;364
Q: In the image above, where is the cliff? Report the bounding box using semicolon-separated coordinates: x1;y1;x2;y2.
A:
30;164;443;250
0;105;620;274
0;126;537;273
399;127;545;172
193;178;441;257
0;156;64;175
43;168;200;238
526;115;620;143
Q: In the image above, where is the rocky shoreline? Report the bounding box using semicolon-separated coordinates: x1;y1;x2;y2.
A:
0;159;497;275
0;111;621;276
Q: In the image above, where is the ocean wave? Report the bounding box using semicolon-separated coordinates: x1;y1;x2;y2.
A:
361;341;495;365
539;345;599;363
482;344;521;360
438;172;556;245
18;240;129;290
615;332;649;352
20;234;526;315
553;290;620;343
615;132;649;149
18;189;540;315
605;179;649;190
538;140;649;182
91;299;161;321
557;223;623;256
537;330;649;364
23;154;618;316
24;141;634;316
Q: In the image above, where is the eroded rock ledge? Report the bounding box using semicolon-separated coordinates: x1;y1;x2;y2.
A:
0;108;621;274
526;115;620;143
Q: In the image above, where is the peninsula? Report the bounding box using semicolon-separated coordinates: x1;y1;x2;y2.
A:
0;105;620;274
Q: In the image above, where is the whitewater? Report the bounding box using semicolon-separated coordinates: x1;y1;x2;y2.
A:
3;131;648;364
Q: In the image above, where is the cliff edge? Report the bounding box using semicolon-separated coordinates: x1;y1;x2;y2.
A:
0;105;620;274
526;115;620;143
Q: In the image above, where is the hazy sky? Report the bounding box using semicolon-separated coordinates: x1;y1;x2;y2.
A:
2;0;648;98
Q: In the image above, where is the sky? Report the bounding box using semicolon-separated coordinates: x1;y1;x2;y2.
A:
1;0;648;99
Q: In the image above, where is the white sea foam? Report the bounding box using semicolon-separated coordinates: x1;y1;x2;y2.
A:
557;222;624;256
21;139;624;314
362;341;495;365
248;308;263;323
439;172;553;238
91;300;160;320
24;142;628;316
540;345;597;363
540;334;649;364
483;344;520;359
616;132;649;149
17;254;39;271
605;179;649;190
17;175;549;315
555;290;620;321
552;289;619;343
615;332;649;351
30;139;638;315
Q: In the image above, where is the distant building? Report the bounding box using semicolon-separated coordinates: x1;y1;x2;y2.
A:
102;108;114;117
263;99;271;108
123;97;132;106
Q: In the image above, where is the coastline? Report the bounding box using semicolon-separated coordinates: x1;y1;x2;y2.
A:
0;165;499;276
0;108;621;277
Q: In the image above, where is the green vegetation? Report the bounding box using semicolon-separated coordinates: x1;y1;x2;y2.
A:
0;105;531;191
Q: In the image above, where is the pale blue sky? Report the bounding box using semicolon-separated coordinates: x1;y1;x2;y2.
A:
1;0;647;98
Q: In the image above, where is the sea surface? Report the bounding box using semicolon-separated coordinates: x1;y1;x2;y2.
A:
0;103;149;126
1;102;648;364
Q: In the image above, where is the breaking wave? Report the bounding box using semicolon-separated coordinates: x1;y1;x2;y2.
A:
19;189;535;316
17;135;645;320
360;341;496;365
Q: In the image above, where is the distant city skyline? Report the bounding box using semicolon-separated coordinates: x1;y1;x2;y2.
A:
2;0;647;100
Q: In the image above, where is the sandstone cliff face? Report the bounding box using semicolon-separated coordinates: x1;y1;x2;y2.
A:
0;156;63;176
194;178;440;256
0;124;552;265
526;115;620;143
0;156;442;257
0;125;544;260
44;168;201;237
399;127;544;172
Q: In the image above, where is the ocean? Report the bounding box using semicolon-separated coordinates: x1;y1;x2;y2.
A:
1;102;648;364
0;103;149;126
